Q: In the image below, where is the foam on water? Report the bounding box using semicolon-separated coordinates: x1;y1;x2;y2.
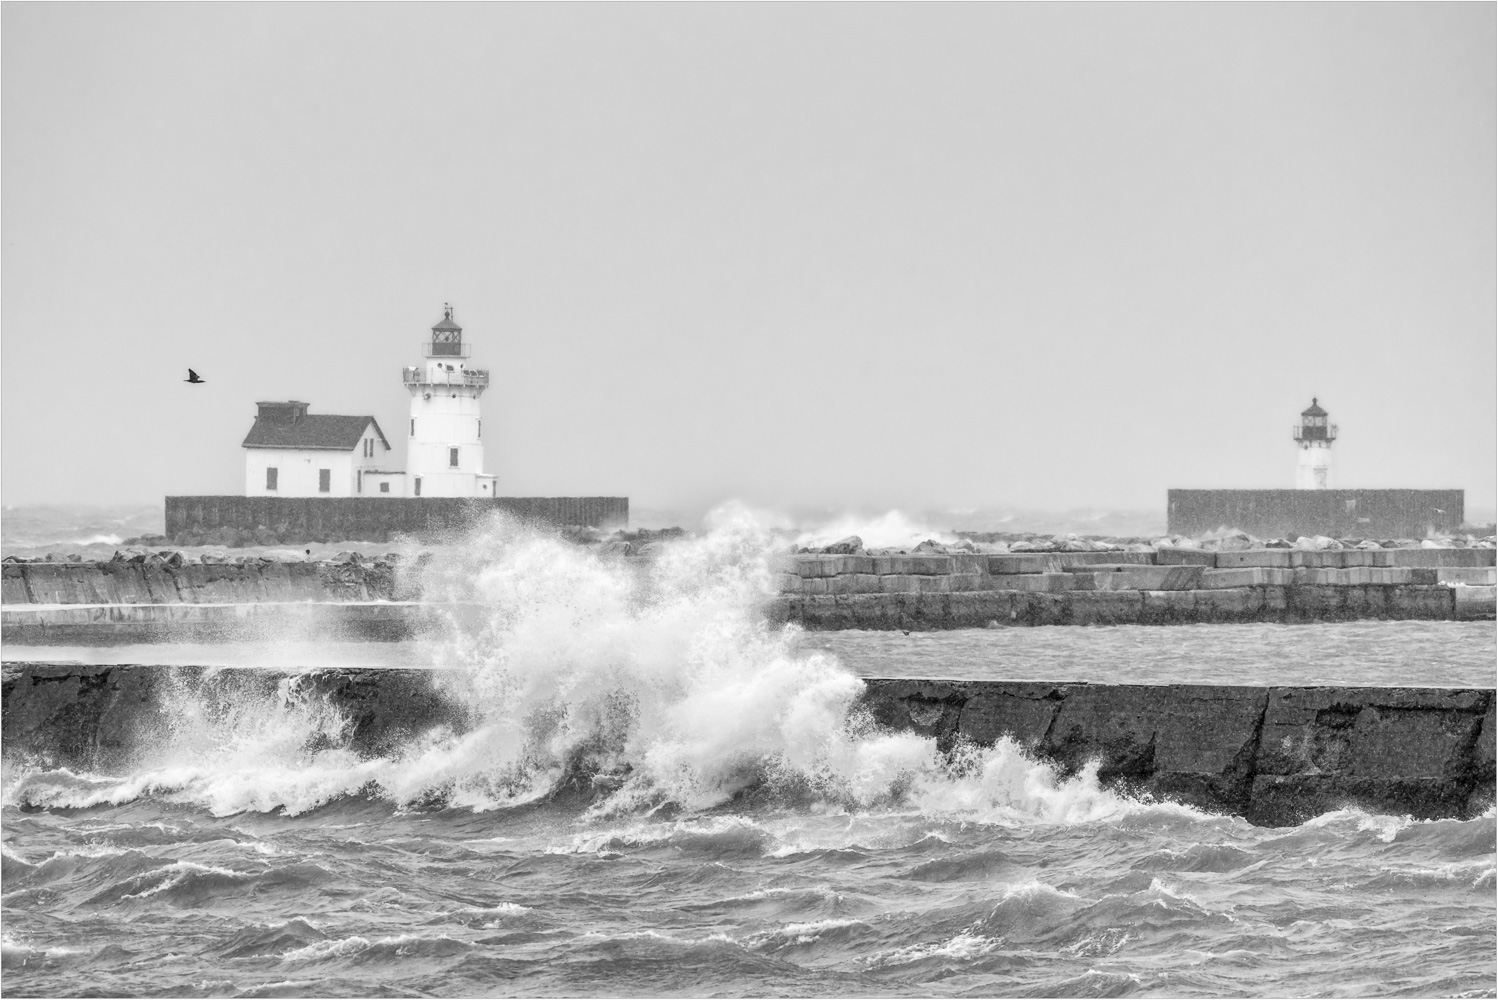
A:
2;504;1139;825
792;509;958;551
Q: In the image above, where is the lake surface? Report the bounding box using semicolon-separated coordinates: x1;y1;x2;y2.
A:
804;619;1498;688
10;619;1494;688
4;528;1494;997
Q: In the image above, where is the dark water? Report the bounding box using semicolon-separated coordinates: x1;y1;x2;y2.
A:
5;796;1493;998
4;519;1495;997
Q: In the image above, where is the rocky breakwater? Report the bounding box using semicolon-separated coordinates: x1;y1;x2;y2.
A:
861;679;1496;826
4;530;1494;641
768;536;1496;630
4;661;1491;827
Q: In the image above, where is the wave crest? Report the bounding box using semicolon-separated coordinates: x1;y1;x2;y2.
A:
3;506;1142;826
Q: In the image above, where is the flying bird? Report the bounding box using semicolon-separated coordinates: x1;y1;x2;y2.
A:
184;369;205;384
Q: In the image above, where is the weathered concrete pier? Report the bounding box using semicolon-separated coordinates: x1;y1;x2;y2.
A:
5;545;1491;826
772;547;1496;628
3;545;1494;644
2;662;1491;827
862;678;1494;826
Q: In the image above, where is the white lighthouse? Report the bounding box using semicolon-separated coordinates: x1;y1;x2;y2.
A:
1292;397;1336;489
402;305;498;497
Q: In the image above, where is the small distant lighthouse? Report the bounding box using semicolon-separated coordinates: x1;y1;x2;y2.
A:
402;305;498;498
1292;397;1337;490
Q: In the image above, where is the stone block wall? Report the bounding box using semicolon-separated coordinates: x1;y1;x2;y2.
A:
774;548;1493;594
769;546;1495;628
3;545;1492;638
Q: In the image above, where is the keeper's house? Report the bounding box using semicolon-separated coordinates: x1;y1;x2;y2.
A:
242;401;402;498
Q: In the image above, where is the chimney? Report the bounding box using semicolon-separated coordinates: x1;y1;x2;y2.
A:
256;401;310;425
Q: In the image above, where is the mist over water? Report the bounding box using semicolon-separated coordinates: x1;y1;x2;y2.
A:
3;507;1495;996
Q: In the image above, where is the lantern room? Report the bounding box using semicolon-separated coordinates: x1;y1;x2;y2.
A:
1292;397;1338;445
425;303;469;359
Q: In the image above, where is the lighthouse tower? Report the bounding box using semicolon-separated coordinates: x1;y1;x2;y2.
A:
1292;397;1336;490
402;305;498;498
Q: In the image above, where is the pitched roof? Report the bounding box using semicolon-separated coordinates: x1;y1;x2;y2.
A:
1301;398;1328;417
242;414;390;451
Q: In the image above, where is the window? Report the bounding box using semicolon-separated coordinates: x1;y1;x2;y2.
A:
410;419;415;436
477;419;481;439
379;482;390;493
414;477;421;497
450;447;459;468
319;469;331;493
266;467;278;491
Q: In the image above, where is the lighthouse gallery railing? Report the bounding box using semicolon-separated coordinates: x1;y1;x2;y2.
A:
403;367;490;387
1292;424;1338;442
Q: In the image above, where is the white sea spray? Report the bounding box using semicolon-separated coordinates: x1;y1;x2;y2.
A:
2;504;1142;825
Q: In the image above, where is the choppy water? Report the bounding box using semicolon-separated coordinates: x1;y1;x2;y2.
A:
6;797;1494;998
4;509;1495;997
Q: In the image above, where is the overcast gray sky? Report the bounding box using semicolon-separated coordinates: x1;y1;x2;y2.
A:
4;3;1493;516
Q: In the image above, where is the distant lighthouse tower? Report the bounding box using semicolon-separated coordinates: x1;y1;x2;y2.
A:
1292;397;1336;490
402;305;498;498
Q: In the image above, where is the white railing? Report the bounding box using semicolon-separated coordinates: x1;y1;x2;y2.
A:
403;366;489;387
1292;424;1338;442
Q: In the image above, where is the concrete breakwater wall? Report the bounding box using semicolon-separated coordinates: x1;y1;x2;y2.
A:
5;585;1476;646
3;662;1491;827
2;557;402;606
166;495;629;545
3;547;1494;640
1166;489;1466;539
772;548;1497;627
1;663;466;771
861;679;1495;826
